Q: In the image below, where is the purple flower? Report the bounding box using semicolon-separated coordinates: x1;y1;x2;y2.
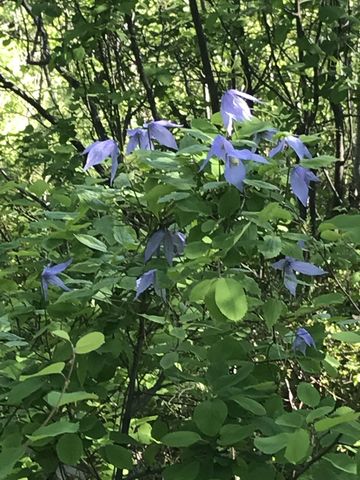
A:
272;256;326;296
144;229;186;265
293;328;316;355
269;135;312;160
200;135;267;191
41;259;72;300
291;166;320;207
221;89;262;135
135;269;166;300
127;120;182;154
82;139;119;185
126;128;151;154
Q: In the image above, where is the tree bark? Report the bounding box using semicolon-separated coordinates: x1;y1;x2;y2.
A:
189;0;219;113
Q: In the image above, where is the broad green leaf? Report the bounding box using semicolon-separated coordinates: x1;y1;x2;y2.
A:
276;412;305;428
300;155;337;168
258;235;282;259
7;378;43;405
102;444;133;468
324;453;357;474
306;406;334;423
52;330;71;341
74;234;107;252
160;352;178;369
75;332;105;354
332;332;360;344
285;429;310;464
214;278;247;321
45;391;98;407
56;434;83;465
218;424;254;446
20;362;65;381
163;461;200;480
232;395;266;416
254;433;289;454
315;412;360;432
28;421;79;441
259;202;292;222
297;382;320;407
193;399;227;436
0;446;25;478
161;431;201;447
262;298;284;329
313;293;345;306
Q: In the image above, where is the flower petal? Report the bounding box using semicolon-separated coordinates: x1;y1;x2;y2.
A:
291;166;309;206
286;135;312;160
135;269;156;299
163;231;175;265
144;230;166;263
148;123;178;150
233;148;268;163
269;139;285;158
43;259;72;276
290;260;326;276
46;275;71;292
284;266;298;296
224;159;246;191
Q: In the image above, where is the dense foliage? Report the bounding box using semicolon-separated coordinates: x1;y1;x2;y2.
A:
0;1;360;479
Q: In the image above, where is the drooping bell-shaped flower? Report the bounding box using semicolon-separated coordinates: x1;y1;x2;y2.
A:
272;256;326;296
269;135;312;160
144;229;186;265
291;165;320;207
41;259;72;300
200;135;267;191
221;89;262;135
293;327;316;355
127;120;182;154
82;139;119;185
135;269;166;300
126;128;151;154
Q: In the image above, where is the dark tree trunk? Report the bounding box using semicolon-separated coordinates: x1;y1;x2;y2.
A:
189;0;219;113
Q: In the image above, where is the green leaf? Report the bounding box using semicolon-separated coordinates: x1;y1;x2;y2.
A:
315;412;360;432
160;352;178;369
259;202;292;222
262;298;284;329
285;429;310;464
56;434;83;465
297;383;320;407
75;332;105;354
324;453;358;475
74;234;108;252
163;461;200;480
232;395;266;416
306;406;334;424
259;235;282;259
0;446;25;478
45;391;98;407
7;378;43;405
161;431;201;447
28;421;79;441
193;399;227;436
102;444;133;468
20;362;65;381
313;293;345;307
214;278;247;321
332;332;360;344
254;433;289;454
300;155;337;168
52;330;71;341
218;424;254;446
